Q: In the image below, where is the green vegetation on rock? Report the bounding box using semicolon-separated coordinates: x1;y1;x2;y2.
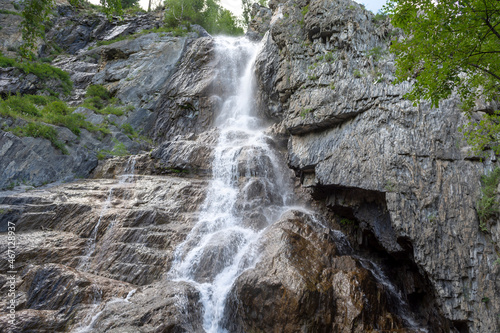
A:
0;53;73;95
82;84;125;116
95;26;189;47
97;138;129;159
0;93;110;152
477;167;500;232
0;9;21;16
11;122;68;154
19;0;123;58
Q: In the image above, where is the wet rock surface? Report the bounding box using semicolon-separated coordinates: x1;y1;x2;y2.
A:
1;0;499;332
0;159;208;331
225;210;446;332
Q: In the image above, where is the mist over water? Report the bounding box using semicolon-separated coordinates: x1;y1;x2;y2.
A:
167;36;294;332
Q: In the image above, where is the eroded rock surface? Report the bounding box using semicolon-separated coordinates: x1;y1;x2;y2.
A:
225;210;450;332
1;0;499;332
253;0;500;331
0;160;208;331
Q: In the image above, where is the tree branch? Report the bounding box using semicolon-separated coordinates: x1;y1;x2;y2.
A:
468;62;500;81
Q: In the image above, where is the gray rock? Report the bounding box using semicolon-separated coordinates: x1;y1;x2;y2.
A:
0;157;209;331
0;129;97;190
253;0;500;331
0;68;40;96
92;33;187;109
74;107;105;126
225;210;446;332
0;1;23;55
151;130;218;176
153;37;218;142
45;9;162;56
246;3;273;41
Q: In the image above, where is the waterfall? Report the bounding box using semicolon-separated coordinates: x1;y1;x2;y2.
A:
168;36;294;333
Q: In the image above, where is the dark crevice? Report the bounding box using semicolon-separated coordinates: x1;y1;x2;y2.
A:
309;183;457;332
453;320;470;333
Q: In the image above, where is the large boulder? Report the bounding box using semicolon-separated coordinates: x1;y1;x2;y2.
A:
224;210;448;332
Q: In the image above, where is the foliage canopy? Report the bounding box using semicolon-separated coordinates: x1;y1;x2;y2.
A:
164;0;243;35
386;0;500;154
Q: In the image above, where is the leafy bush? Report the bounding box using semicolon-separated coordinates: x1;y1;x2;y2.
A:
1;94;41;117
122;0;139;9
373;11;388;24
11;122;67;154
0;9;21;16
164;0;243;36
25;94;54;106
97;139;129;159
99;105;124;116
82;96;105;110
81;84;126;116
121;123;134;134
0;54;73;95
43;100;71;115
121;123;138;138
85;84;111;100
0;94;109;146
477;167;500;231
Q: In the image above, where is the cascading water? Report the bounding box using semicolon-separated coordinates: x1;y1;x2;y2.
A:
168;37;294;332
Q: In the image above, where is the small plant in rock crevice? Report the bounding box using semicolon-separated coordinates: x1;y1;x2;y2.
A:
339;217;358;229
384;179;397;192
353;69;363;78
300;108;312;118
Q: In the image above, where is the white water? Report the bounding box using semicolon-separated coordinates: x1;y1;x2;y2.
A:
357;258;428;332
168;37;294;333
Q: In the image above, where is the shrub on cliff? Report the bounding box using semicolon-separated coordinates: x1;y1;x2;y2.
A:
82;84;125;116
0;53;73;96
0;94;109;153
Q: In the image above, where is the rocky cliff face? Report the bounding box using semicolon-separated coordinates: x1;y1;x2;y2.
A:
0;2;208;190
251;0;500;331
0;0;499;332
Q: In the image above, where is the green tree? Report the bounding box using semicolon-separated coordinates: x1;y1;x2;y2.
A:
164;0;243;35
386;0;500;154
122;0;139;9
242;0;251;26
164;0;204;26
